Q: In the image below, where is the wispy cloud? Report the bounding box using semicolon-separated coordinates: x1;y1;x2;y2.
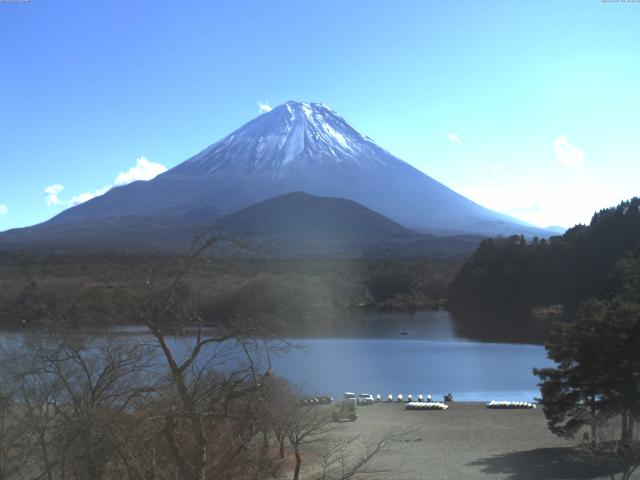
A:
0;204;8;216
114;156;167;186
492;163;500;174
257;102;273;113
554;136;585;167
69;185;111;206
447;133;461;144
44;184;64;206
44;156;168;207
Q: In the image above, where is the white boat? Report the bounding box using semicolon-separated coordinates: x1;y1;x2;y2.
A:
405;402;448;411
486;400;536;409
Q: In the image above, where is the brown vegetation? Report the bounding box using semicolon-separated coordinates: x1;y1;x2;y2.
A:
0;251;462;330
0;238;402;479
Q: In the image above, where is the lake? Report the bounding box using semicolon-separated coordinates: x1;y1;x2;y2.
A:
3;310;553;403
268;310;553;402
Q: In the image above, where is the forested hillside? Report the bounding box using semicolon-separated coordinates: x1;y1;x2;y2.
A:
448;198;640;342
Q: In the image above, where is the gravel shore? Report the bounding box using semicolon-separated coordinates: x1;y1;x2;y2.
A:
325;402;626;480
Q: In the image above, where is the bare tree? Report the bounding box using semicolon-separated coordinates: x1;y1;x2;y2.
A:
115;235;282;480
313;429;405;480
285;404;333;480
0;331;155;480
280;398;406;480
1;334;65;480
0;392;28;480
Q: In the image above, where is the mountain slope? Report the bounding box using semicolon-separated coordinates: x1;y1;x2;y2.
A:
32;101;546;237
0;101;552;253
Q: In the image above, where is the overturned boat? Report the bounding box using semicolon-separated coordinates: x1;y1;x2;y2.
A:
406;402;449;411
486;400;536;409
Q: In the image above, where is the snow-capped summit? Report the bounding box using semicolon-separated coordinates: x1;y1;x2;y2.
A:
176;101;397;176
12;101;550;239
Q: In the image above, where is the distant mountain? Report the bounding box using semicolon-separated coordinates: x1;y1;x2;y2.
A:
213;192;482;257
216;191;418;240
0;192;482;257
545;225;567;235
0;101;551;253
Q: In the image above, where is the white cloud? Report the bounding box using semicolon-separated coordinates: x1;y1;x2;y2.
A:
554;136;585;167
44;184;64;206
447;133;461;144
43;156;166;208
114;156;167;186
257;102;273;113
0;204;8;215
491;163;500;174
69;185;111;206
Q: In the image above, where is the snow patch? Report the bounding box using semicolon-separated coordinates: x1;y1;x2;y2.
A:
177;101;407;174
282;122;305;164
319;121;351;150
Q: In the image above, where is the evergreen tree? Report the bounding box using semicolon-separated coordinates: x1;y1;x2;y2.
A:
535;250;640;479
534;300;612;443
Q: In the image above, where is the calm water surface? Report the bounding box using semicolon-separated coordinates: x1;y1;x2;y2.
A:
268;311;552;402
3;311;552;402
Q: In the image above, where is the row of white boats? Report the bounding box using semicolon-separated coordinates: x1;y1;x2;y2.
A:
405;400;536;411
372;395;537;410
486;400;536;409
346;394;536;410
382;394;441;402
406;401;449;410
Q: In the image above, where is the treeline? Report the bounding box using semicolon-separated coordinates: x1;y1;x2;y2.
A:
448;197;640;342
0;252;463;330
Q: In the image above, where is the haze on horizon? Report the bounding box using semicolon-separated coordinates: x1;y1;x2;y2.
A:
0;0;638;232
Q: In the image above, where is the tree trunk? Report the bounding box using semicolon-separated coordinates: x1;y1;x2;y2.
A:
590;393;598;448
292;446;301;480
621;410;630;442
196;422;208;480
38;433;54;480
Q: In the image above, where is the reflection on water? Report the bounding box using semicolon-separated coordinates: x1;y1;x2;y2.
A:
450;307;554;344
274;311;551;401
2;311;552;402
271;337;551;402
273;311;551;402
284;310;458;340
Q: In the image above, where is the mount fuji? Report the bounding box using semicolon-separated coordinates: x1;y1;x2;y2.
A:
0;101;550;252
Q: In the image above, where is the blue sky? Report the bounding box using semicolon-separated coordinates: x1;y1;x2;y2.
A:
1;0;639;231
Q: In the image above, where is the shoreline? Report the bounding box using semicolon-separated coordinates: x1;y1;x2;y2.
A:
320;402;616;480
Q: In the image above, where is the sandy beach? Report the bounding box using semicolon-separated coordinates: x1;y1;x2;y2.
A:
322;402;628;480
